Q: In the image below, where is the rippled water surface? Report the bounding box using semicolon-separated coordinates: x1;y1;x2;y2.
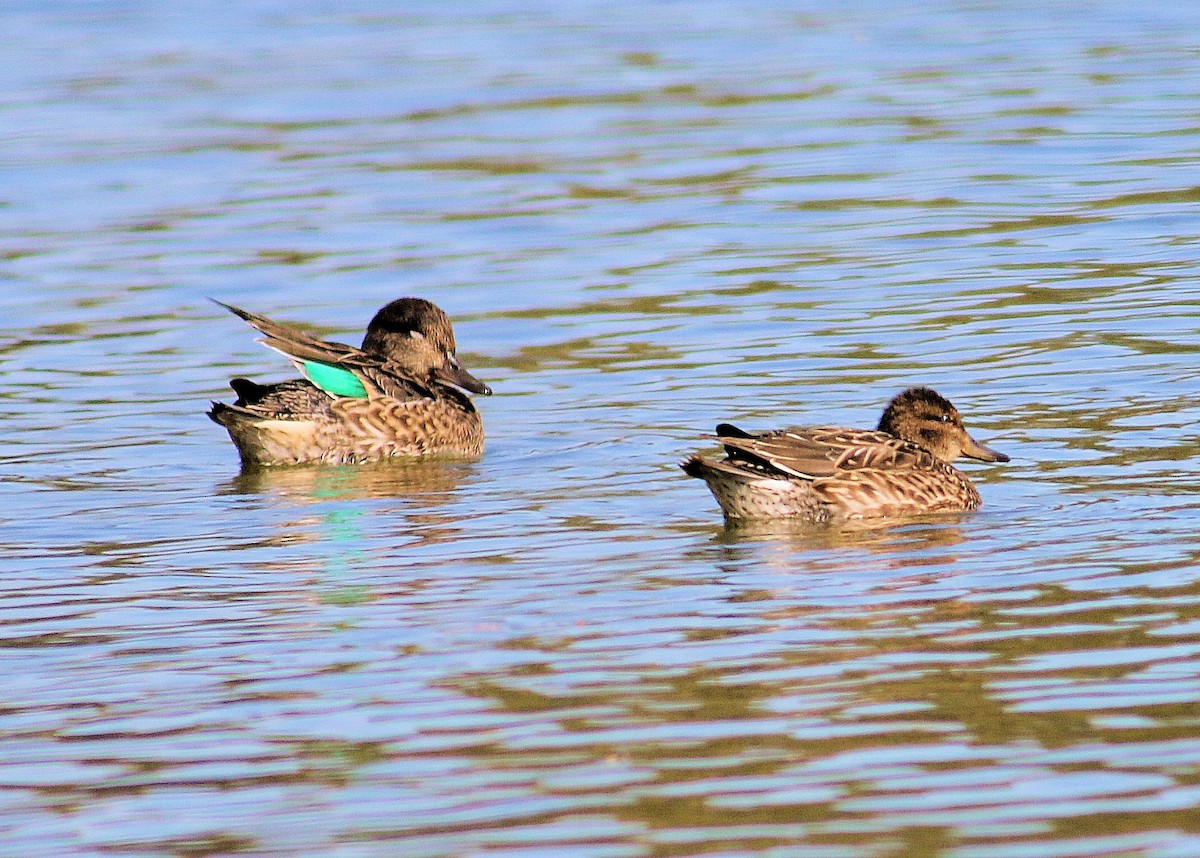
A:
6;1;1200;855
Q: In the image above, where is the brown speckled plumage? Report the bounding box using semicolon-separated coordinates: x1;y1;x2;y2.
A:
681;387;1008;523
209;298;491;467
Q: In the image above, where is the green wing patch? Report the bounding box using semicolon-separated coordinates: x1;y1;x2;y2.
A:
302;360;368;398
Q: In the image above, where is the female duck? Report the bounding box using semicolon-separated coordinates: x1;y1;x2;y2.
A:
681;387;1008;523
209;298;491;466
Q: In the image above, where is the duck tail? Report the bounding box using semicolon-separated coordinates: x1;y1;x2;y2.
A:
680;454;711;479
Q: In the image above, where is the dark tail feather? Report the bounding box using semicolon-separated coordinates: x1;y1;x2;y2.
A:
208;400;261;429
680;455;710;479
208;401;232;426
715;422;754;439
229;377;266;405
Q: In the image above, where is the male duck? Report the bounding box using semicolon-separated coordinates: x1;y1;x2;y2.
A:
681;386;1008;523
209;298;491;466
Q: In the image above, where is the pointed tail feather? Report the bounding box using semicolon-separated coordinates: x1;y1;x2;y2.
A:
715;422;755;439
208;400;253;427
211;298;362;368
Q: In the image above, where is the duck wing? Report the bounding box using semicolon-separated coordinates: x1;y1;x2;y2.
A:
715;424;939;480
215;300;429;400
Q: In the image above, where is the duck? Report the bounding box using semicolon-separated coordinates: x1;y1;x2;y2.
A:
208;297;491;466
681;386;1008;523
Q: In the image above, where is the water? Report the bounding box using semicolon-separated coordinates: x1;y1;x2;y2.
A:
4;1;1200;855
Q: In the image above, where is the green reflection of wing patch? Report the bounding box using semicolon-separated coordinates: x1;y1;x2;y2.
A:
302;361;368;398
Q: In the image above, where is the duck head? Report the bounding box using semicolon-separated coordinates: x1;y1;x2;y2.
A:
877;386;1008;463
361;298;492;396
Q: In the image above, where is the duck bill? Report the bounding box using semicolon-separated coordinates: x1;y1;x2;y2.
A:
962;434;1009;463
434;356;492;396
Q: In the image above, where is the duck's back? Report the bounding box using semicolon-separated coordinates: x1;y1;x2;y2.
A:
722;426;945;478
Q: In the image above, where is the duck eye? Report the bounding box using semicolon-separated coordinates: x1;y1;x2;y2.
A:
941;413;952;423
